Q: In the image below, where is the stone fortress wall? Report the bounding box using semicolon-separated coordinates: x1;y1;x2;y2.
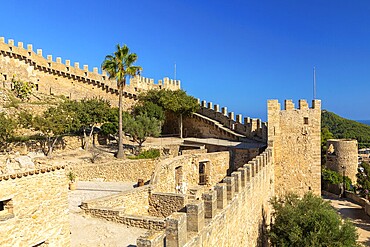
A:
0;37;179;109
326;139;358;184
196;100;267;143
268;99;321;196
0;165;70;246
137;148;274;247
0;36;322;247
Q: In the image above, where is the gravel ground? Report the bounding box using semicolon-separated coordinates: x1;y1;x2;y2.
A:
69;181;147;247
324;195;370;246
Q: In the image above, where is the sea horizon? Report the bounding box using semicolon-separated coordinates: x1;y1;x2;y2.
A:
357;120;370;126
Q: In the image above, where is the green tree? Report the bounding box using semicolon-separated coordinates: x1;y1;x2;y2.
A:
139;89;199;138
133;101;165;123
102;44;142;158
62;98;111;149
33;105;77;156
269;192;359;247
125;114;161;149
11;77;35;100
0;113;16;149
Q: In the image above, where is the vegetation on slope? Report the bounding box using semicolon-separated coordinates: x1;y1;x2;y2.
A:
322;110;370;148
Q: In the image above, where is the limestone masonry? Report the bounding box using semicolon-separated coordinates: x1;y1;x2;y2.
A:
326;139;358;184
0;37;322;247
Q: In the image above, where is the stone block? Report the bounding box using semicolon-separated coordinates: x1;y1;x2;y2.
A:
223;177;235;201
56;57;62;63
228;112;234;121
201;100;206;108
222;107;227;116
74;62;79;69
47;55;52;61
8;39;14;46
165;212;187;247
284;99;294;110
27;44;33;51
37;49;42;56
214;183;227;209
202;190;217;218
231;171;242;193
236;114;242;123
214;104;220;112
237;167;247;187
299;99;308;109
137;231;165;247
17;42;23;48
186;200;204;232
207;102;213;109
243;164;252;182
83;65;88;71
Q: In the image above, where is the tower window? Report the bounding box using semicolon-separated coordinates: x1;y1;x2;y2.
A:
304;117;309;125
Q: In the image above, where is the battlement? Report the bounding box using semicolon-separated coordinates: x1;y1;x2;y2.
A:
0;164;66;181
196;99;267;143
137;148;274;247
129;75;180;92
267;99;321;111
0;37;180;100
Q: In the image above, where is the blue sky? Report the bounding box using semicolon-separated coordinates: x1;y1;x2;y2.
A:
1;0;370;121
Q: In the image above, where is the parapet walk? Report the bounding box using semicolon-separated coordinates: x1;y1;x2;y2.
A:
196;99;267;143
137;148;273;247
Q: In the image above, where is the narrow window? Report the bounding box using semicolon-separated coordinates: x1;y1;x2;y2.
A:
175;166;183;192
199;161;210;185
48;62;51;67
0;198;14;221
304;117;309;125
35;84;39;91
66;67;69;72
3;74;7;81
84;72;88;76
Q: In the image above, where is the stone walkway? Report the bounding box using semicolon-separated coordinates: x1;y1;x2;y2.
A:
69;181;147;247
324;195;370;246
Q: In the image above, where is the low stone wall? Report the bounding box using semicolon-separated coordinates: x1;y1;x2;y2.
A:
149;192;186;217
345;191;369;208
81;186;150;216
82;207;165;230
70;159;157;183
0;165;70;246
181;148;207;155
137;148;274;247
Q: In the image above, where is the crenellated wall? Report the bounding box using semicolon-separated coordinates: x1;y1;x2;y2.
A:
0;37;179;110
137;148;274;247
195;99;267;143
268;99;321;196
0;165;70;246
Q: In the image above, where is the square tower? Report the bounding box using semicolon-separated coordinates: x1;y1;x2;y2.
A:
268;99;321;196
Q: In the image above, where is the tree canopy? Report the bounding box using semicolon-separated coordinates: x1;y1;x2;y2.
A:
269;192;359;247
102;44;142;158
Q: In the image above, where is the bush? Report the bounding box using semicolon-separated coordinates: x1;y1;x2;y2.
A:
322;168;352;190
269;192;360;246
128;149;160;159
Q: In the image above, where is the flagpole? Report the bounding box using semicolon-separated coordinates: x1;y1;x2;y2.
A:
313;66;316;99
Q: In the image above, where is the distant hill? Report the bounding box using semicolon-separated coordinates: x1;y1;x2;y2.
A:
322;110;370;148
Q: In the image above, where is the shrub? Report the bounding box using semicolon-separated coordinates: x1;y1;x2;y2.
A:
128;149;160;159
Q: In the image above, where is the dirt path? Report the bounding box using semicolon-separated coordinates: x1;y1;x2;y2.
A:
69;181;147;247
324;195;370;246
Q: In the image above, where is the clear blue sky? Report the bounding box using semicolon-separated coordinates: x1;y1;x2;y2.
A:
1;0;370;121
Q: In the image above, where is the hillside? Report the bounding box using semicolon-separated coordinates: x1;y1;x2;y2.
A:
322;110;370;147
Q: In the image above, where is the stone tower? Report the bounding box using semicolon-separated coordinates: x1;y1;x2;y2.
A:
326;139;358;184
267;99;321;196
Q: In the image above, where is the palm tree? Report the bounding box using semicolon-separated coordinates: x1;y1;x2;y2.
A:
102;44;142;158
